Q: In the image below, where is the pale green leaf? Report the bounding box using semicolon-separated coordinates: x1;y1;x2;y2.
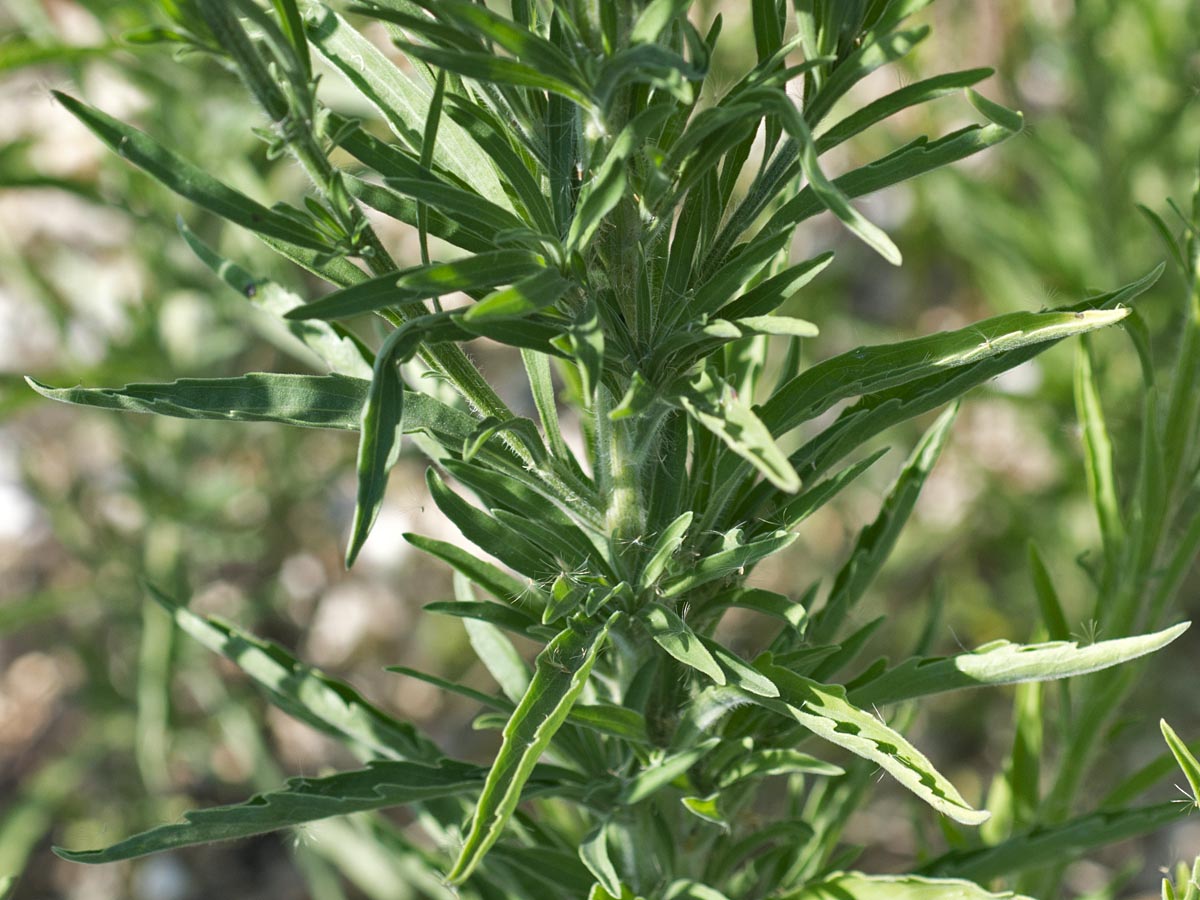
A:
778;872;1033;900
760;664;989;825
580;822;621;897
661;531;797;598
464;269;572;322
850;623;1189;707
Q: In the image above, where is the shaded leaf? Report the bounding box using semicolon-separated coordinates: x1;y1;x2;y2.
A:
55;760;486;864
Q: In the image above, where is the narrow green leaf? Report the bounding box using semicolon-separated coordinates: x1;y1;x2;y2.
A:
771;449;888;533
621;739;720;804
397;40;592;107
1161;720;1200;807
424;601;541;638
146;585;437;762
662;530;797;597
921;803;1185;880
815;68;994;153
306;7;509;208
664;879;734;900
463;613;532;706
850;623;1189;707
762;308;1131;437
778;872;1033;900
580;822;622;897
347;332;406;568
53;92;329;250
679;373;800;493
708;587;809;632
642;511;693;584
761;121;1021;247
26;374;371;431
395;250;547;299
54;760;486;863
700;638;778;697
1137;204;1188;274
1027;543;1070;642
433;0;587;94
567;703;650;744
443;97;558;234
1075;337;1124;564
723;315;819;338
178;221;373;377
448;614;618;884
630;0;691;44
719;252;834;319
760;664;989;825
427;468;556;579
786;98;902;265
384;176;526;237
464;268;572;322
637;602;726;685
809;405;957;643
716;748;843;788
522;349;573;462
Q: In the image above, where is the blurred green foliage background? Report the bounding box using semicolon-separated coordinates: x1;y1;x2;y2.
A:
1;1;1197;897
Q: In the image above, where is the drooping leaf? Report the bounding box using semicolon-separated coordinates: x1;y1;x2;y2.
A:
758;663;989;825
146;585;438;762
849;623;1189;707
53;93;330;251
447;613;618;884
177;220;373;377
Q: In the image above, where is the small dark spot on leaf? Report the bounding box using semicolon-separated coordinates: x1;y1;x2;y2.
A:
244;283;258;298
